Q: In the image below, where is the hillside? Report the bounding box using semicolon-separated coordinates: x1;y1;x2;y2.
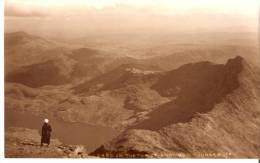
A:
5;62;168;130
4;32;65;73
74;63;161;94
132;57;242;130
5;47;105;87
5;32;149;88
90;56;260;158
144;45;259;71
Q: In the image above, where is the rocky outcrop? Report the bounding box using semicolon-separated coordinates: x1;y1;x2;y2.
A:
5;127;93;158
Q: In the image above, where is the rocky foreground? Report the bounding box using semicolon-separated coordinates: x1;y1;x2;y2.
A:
5;127;95;158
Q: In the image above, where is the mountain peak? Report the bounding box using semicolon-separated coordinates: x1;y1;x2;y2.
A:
225;56;250;76
226;56;244;66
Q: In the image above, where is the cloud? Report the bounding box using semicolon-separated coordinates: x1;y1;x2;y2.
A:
4;0;259;18
4;0;258;36
5;2;47;17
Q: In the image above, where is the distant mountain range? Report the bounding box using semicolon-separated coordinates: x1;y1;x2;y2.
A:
4;32;260;158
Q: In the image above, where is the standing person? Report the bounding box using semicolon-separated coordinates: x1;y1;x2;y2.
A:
41;119;52;147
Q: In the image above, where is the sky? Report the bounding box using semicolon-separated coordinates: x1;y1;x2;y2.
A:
4;0;260;37
4;0;259;16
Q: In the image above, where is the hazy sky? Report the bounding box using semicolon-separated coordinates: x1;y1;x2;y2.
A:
5;0;259;16
4;0;259;37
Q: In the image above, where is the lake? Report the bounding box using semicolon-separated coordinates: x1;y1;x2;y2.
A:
5;110;118;152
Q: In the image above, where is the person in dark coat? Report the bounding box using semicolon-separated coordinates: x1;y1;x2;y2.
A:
41;119;52;147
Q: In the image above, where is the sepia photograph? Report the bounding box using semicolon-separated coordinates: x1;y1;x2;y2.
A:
2;0;260;159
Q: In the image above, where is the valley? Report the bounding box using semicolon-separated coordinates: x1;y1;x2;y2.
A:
4;31;260;158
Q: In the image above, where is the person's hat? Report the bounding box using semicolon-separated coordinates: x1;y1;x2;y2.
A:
44;119;49;123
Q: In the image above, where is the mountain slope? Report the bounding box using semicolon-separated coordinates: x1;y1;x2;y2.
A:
4;32;149;88
90;56;260;158
132;57;242;130
5;127;92;158
144;45;259;71
5;58;74;87
5;32;64;73
74;63;160;94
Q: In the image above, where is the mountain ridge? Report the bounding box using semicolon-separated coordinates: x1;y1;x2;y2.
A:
90;56;260;158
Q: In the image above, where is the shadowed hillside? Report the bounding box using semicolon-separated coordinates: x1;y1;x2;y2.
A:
132;56;243;130
5;59;72;87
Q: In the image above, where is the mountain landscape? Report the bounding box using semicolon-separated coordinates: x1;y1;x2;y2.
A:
4;31;260;158
90;56;260;158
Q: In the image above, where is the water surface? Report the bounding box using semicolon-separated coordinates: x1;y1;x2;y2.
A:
5;110;118;152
